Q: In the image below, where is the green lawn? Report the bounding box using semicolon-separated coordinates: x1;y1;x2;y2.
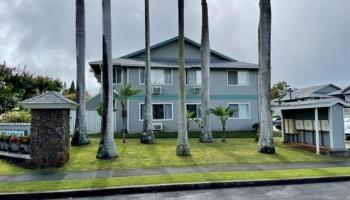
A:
0;137;339;175
2;167;350;193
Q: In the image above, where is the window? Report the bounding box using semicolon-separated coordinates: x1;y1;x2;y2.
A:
227;71;249;86
139;69;172;85
228;103;250;119
187;104;202;119
140;103;173;120
113;68;123;84
186;70;201;85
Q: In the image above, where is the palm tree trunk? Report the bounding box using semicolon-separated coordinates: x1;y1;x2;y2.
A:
141;0;155;144
71;0;90;146
176;0;191;156
222;126;226;142
122;107;127;143
258;0;275;154
199;0;213;143
97;0;118;159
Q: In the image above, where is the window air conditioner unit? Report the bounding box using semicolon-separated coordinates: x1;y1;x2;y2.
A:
152;86;162;95
192;87;201;94
152;123;163;131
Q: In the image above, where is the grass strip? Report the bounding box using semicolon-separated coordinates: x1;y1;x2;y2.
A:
1;167;350;193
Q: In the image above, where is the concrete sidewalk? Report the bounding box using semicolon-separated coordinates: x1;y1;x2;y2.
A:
1;160;350;183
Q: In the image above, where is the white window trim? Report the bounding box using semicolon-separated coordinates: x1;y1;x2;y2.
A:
139;102;174;121
114;67;123;85
139;68;173;86
186;103;202;119
227;102;251;120
186;70;202;86
227;70;250;87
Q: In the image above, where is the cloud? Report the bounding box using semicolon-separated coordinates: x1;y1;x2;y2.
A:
0;0;349;95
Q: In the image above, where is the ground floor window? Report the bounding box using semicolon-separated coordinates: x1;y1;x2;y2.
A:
228;103;250;119
140;103;173;120
186;104;202;119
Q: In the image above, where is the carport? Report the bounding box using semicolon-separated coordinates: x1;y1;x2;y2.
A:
272;98;350;154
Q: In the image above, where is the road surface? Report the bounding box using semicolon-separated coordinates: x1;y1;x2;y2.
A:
60;181;350;200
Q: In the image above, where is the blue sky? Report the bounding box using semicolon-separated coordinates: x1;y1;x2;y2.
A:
0;0;349;95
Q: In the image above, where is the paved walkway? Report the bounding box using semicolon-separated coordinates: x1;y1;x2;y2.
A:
1;161;350;183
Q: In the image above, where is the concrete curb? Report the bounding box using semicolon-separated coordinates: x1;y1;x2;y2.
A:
1;176;350;200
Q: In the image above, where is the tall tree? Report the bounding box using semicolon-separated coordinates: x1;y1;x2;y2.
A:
97;0;118;159
257;0;275;154
176;0;191;156
271;81;292;100
71;0;90;146
199;0;213;143
140;0;155;144
69;81;76;94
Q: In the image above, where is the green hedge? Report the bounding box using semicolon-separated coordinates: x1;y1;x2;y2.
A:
89;131;282;139
89;131;258;139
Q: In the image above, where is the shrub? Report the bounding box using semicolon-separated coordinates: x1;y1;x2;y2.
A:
2;111;31;123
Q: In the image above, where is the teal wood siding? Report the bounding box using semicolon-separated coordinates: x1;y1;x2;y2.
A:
113;67;258;133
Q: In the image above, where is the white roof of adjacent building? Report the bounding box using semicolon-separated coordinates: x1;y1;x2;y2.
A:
20;91;78;109
276;84;341;102
272;97;350;110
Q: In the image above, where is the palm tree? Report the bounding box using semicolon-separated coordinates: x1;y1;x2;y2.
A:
140;0;155;144
209;106;234;142
176;0;191;156
116;84;141;143
97;0;117;159
200;0;213;143
257;0;275;154
71;0;90;146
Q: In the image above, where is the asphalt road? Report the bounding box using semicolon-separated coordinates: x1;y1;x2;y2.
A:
61;181;350;200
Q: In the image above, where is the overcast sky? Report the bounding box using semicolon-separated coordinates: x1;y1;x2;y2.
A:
0;0;349;96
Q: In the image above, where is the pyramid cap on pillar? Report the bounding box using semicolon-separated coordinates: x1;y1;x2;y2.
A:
20;91;78;110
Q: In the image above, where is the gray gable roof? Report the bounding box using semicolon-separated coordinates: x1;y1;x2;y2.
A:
89;36;258;76
20;91;78;109
121;36;236;62
329;85;350;96
277;84;341;102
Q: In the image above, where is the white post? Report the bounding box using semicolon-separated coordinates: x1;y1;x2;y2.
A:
315;108;320;154
281;110;285;142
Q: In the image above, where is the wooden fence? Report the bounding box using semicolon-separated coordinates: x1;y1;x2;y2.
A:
69;111;118;134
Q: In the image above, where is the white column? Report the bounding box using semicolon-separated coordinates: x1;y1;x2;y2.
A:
281;110;285;142
315;108;320;154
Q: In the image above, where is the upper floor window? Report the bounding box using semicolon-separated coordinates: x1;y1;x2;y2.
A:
113;68;123;84
227;71;249;86
139;69;172;85
186;70;201;85
228;103;250;119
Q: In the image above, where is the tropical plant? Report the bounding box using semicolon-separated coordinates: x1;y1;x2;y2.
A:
97;0;118;159
257;0;275;154
116;84;141;143
1;111;31;123
200;0;213;143
209;106;235;142
140;0;155;144
176;0;191;156
71;0;90;146
186;111;195;131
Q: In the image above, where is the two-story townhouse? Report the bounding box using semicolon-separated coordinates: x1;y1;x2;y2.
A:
87;36;259;133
